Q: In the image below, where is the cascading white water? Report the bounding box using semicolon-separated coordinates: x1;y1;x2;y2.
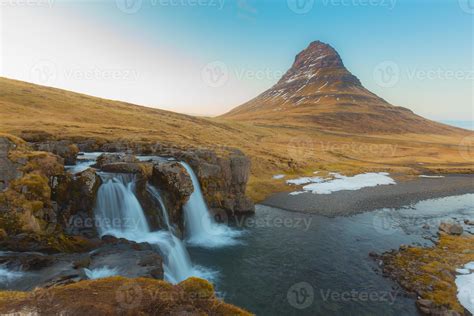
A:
146;184;211;283
146;185;172;231
94;173;212;284
95;174;149;237
181;162;242;248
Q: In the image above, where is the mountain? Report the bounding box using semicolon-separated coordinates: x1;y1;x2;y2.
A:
222;41;460;135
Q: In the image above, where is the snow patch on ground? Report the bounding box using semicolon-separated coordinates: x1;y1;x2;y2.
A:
288;172;396;195
456;262;474;314
419;175;445;178
273;174;285;179
287;176;325;186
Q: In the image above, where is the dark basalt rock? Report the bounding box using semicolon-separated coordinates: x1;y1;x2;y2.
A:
100;162;144;174
33;140;79;165
93;153;139;169
439;222;464;236
0;238;164;290
177;149;255;216
56;168;101;238
0;137;22;191
150;161;194;233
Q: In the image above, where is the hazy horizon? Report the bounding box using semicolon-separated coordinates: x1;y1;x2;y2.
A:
0;0;472;121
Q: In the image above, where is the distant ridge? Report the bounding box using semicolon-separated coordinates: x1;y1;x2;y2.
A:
222;41;462;135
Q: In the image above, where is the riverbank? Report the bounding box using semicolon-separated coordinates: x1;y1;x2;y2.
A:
262;174;474;217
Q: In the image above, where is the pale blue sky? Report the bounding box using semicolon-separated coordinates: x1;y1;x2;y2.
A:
0;0;472;120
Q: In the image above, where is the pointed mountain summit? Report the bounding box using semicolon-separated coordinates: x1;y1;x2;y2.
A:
222;41;458;135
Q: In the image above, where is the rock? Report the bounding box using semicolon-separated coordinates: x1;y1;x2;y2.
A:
416;299;433;314
439;222;463;236
58;168;101;238
0;137;22;191
0;252;56;271
149;267;163;279
230;154;250;185
73;255;91;269
152;162;194;201
100;162;144;174
151;161;194;230
34;140;79;165
464;219;474;226
177;149;255;216
87;240;164;281
94;153;138;169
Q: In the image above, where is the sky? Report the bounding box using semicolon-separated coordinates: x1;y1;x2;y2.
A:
0;0;472;120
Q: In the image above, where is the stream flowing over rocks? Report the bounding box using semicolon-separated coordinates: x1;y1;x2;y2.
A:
0;135;254;311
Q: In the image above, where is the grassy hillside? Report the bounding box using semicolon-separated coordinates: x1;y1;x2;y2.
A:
0;77;472;201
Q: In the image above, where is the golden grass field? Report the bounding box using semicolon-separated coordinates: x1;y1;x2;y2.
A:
0;77;472;201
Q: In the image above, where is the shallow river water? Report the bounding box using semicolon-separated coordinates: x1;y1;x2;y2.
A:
189;194;474;315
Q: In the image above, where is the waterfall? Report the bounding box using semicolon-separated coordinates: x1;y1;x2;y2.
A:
95;174;149;237
181;162;242;248
146;185;172;231
94;173;213;284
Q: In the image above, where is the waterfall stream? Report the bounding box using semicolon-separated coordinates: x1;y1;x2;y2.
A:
181;162;243;248
94;173;213;284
